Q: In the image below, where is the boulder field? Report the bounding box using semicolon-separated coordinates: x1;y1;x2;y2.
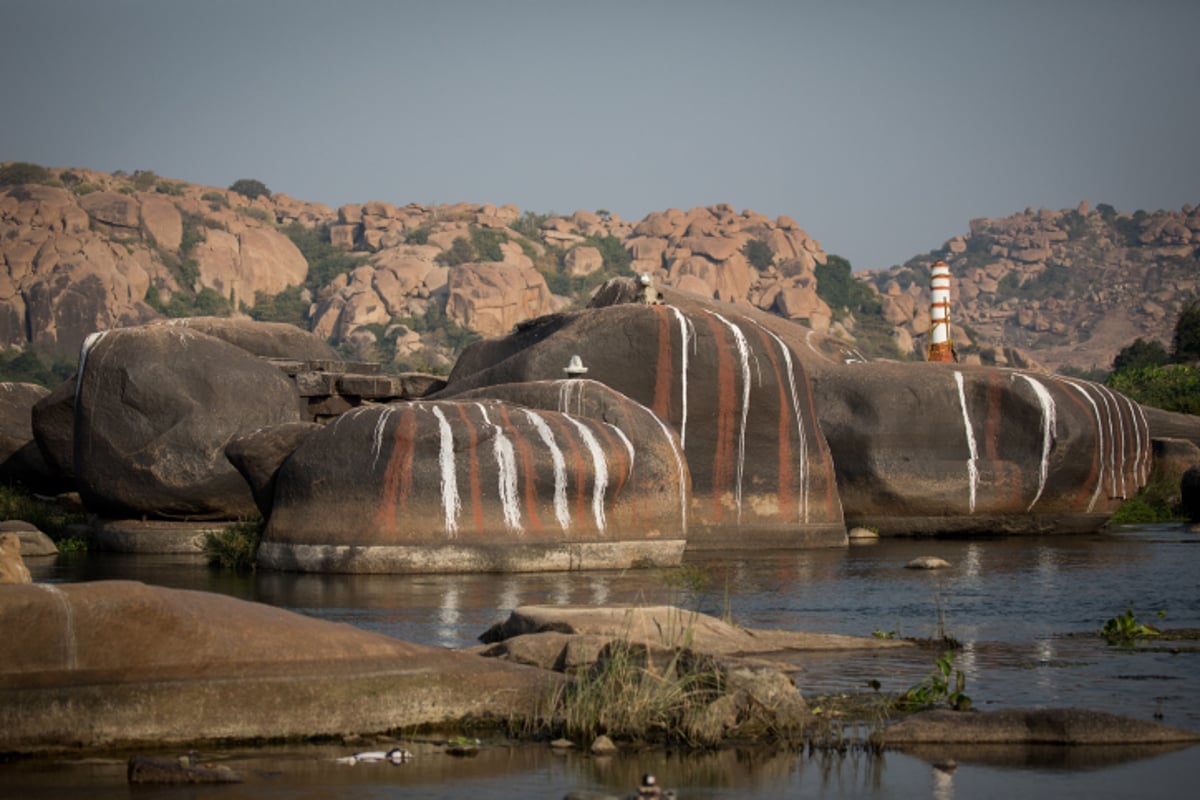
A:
0;277;1175;570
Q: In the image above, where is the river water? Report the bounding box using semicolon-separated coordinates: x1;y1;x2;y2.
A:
9;524;1200;799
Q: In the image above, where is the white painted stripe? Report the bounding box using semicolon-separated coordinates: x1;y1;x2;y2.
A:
75;330;109;404
431;406;462;537
749;319;810;523
708;311;752;523
1015;374;1057;511
645;410;688;533
608;423;636;476
954;371;980;513
475;403;522;533
1095;384;1128;498
522;409;571;531
370;406;397;471
566;416;608;532
558;379;584;415
1057;378;1106;512
669;306;693;449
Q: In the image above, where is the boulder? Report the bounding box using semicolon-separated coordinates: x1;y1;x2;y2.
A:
812;362;1150;533
259;384;688;573
30;377;77;481
884;708;1200;746
444;263;554;338
0;533;32;584
225;421;322;517
564;246;603;277
0;520;58;557
438;279;848;549
149;316;339;360
1182;464;1200;522
0;382;49;475
73;325;302;519
479;605;913;656
0;581;558;752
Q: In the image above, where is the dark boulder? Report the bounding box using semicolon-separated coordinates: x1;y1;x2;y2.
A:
148;316;340;360
812;362;1151;534
225;421;321;517
259;385;689;573
73;325;302;519
0;381;63;491
30;376;76;482
1182;464;1200;522
437;280;848;549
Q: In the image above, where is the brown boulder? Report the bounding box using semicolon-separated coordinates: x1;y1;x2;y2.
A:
0;533;32;584
564;245;603;276
0;581;557;752
444;263;554;338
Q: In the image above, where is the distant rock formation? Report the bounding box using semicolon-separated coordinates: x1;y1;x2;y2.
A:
862;201;1200;372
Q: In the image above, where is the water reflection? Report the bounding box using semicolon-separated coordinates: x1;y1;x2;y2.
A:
18;526;1200;798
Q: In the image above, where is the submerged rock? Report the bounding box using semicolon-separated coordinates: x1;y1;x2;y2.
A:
884;708;1200;745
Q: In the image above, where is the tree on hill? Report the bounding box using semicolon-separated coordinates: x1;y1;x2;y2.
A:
1171;295;1200;363
0;162;56;187
229;178;271;200
1111;338;1168;372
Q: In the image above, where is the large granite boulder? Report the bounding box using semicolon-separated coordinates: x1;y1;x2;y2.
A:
73;325;302;519
259;381;688;573
437;279;849;549
0;382;51;487
811;361;1151;533
29;377;76;481
148;316;339;360
0;581;556;752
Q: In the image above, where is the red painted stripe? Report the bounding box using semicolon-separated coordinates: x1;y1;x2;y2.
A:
375;406;417;532
455;403;485;534
651;304;673;420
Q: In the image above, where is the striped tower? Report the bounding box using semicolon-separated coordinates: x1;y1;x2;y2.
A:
927;260;954;362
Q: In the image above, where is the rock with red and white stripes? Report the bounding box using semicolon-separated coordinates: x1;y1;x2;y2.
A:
812;361;1151;534
258;381;689;573
438;278;852;549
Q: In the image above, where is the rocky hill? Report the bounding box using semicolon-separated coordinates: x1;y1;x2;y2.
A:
2;162;1195;376
860;200;1200;373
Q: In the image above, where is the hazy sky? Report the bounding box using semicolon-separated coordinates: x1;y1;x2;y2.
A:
2;0;1197;271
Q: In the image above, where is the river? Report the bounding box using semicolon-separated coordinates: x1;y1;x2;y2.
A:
8;523;1199;798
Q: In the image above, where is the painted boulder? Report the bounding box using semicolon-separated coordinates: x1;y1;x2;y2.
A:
73;325;302;519
437;280;849;549
811;361;1150;533
258;380;689;573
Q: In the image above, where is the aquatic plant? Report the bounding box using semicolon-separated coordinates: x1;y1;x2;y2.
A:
896;652;972;712
203;516;263;572
1101;603;1163;645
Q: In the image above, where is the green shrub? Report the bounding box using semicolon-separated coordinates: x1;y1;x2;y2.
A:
249;286;309;329
238;206;272;223
471;227;508;262
228;178;271;200
155;180;187;196
742;239;775;271
204;517;264;572
404;226;431;245
0;347;77;388
437;236;476;266
0;161;55;187
1106;364;1200;414
509;210;550;240
1171;295;1200;362
201;191;230;210
130;170;158;191
282;221;367;291
0;485;88;544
